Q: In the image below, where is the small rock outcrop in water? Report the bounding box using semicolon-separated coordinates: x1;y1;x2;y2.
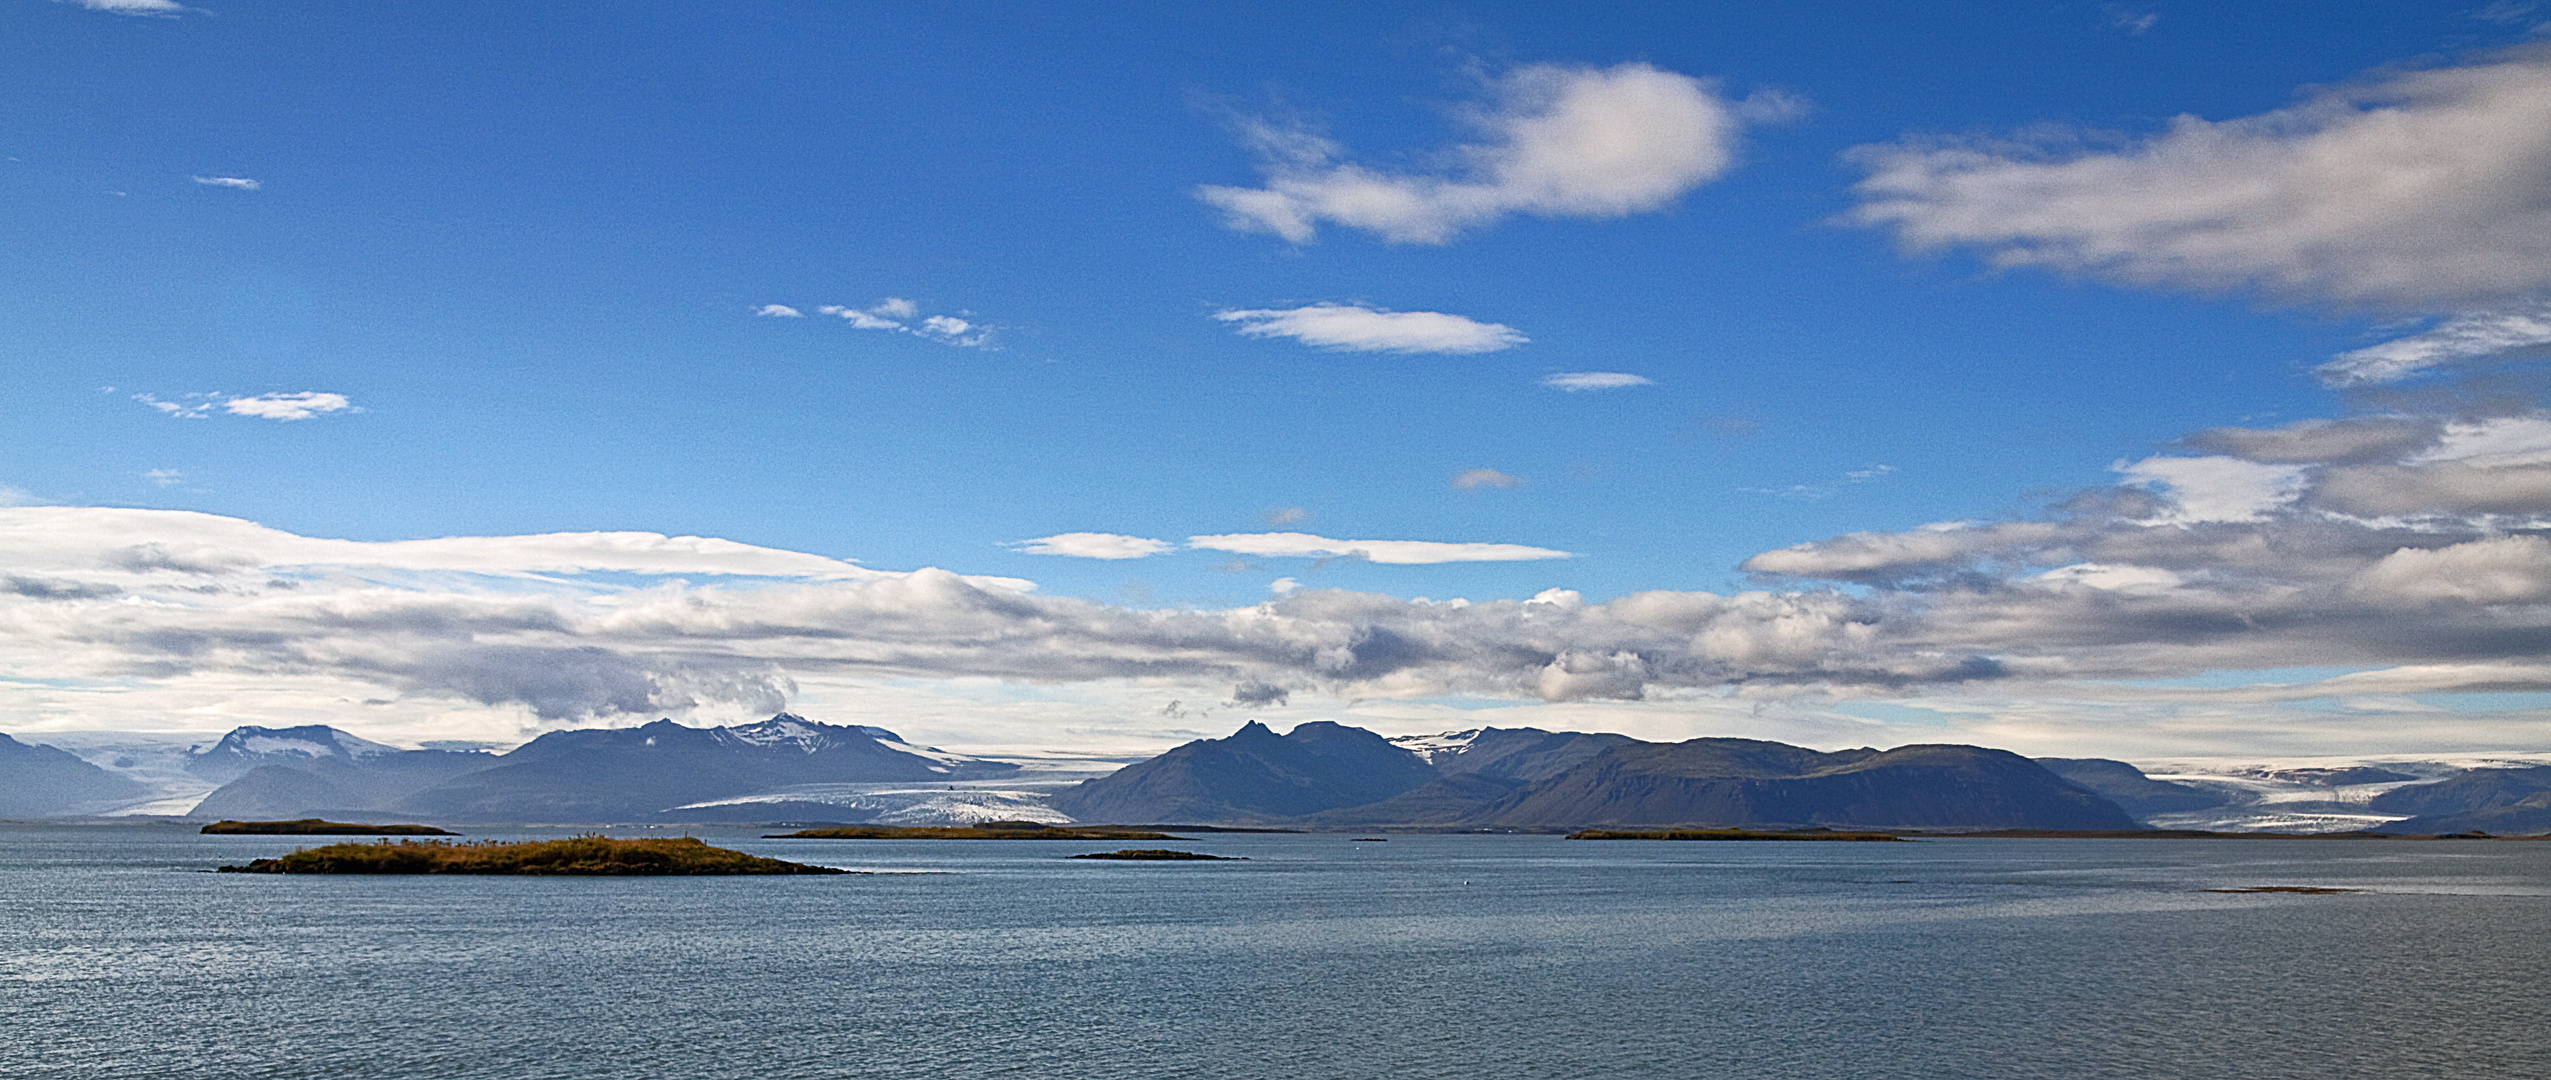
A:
216;836;844;875
201;819;454;835
1067;849;1244;861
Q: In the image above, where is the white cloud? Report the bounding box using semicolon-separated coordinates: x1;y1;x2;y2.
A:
224;392;352;421
1266;507;1309;526
191;176;259;190
1186;531;1572;564
1199;62;1775;244
2104;5;2158;34
2318;307;2551;385
135;391;356;421
1217;303;1525;354
1540;371;1652;391
808;298;988;347
2114;455;2308;522
1451;468;1523;491
752;304;804;318
817;303;904;330
1007;533;1174;560
143;469;182;487
1849;49;2551;307
70;0;186;13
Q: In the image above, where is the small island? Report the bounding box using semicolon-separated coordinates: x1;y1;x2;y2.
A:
201;818;455;836
1068;849;1245;861
216;836;845;875
1567;828;1913;842
767;821;1178;841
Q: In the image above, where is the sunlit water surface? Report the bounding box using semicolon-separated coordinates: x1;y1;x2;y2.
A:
3;824;2546;1078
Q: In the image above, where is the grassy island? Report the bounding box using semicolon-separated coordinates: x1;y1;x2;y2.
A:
201;819;454;836
1068;848;1244;861
216;836;845;875
768;821;1177;840
1567;828;1913;842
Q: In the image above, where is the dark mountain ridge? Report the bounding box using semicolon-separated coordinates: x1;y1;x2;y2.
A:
1057;722;2138;831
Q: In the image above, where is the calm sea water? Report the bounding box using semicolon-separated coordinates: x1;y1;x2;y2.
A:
2;824;2546;1079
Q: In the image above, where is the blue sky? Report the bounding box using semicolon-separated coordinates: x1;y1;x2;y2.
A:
9;1;2551;761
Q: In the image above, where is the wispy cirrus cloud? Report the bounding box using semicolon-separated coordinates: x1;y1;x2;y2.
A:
1199;62;1796;244
1186;531;1572;564
1217;303;1524;354
1007;533;1175;560
191;175;260;190
70;0;187;16
135;392;356;421
1848;48;2551;309
1540;371;1652;391
2317;306;2551;386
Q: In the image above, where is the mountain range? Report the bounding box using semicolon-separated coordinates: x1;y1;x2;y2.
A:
186;714;1017;823
1055;722;2139;830
2;716;2546;833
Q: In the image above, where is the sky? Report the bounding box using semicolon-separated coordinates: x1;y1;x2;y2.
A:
8;0;2551;763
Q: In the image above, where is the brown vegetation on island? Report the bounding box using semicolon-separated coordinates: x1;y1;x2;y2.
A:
201;819;453;836
216;835;844;875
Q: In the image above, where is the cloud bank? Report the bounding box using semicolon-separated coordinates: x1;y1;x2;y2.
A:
1849;49;2551;309
1217;303;1525;354
1200;62;1782;244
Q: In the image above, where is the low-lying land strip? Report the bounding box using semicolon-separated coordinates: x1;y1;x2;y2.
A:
1568;828;1912;842
217;836;844;875
1067;849;1244;861
201;819;454;836
768;821;1177;840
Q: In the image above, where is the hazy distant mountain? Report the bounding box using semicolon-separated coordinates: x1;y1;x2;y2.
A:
189;742;496;821
1049;720;1439;824
2369;766;2551;831
0;732;150;817
185;725;406;783
2034;758;2233;821
1056;722;2137;830
391;715;1019;823
2379;790;2551;835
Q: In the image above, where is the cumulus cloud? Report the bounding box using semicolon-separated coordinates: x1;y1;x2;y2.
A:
135;391;356;421
1008;533;1174;560
1541;371;1652;391
1217;303;1525;354
1848;49;2551;308
803;298;988;346
752;304;804;318
1451;468;1523;491
224;392;352;421
191;175;259;189
1186;531;1572;564
1199;62;1782;244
